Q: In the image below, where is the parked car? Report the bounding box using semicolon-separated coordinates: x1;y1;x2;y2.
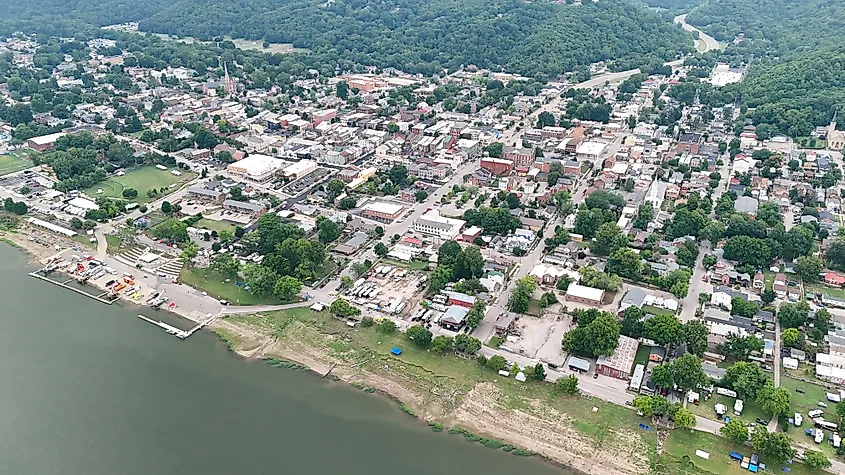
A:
756;418;768;425
796;388;805;394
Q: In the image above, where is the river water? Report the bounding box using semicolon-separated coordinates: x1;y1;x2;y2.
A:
0;244;569;475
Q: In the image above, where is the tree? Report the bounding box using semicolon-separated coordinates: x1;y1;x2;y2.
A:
330;299;361;318
340;275;354;290
620;306;645;338
838;401;845;425
160;201;172;214
555;375;579;395
336;80;349;100
730;297;759;318
721;418;749;443
374;242;388;256
428;265;454;292
432;335;454;354
632;203;654;230
437;240;462;266
672;354;707;392
781;328;800;348
317;217;343;244
778;300;810;328
209;253;240;277
377;319;397;334
273;275;302;301
643;314;681;346
805;450;831;470
751;428;794;463
388;164;409;186
761;288;776;304
719;334;764;360
407;325;432;347
633;395;654;417
724;361;767;399
122;188;138;198
683;321;709;356
722;235;773;268
795;255;823;282
454;333;481;355
338;196;357;210
590;223;628;256
508;276;537;313
242;263;279;295
484;142;504;158
486;355;508;371
180;241;199;263
650;364;674;389
465;300;487;329
531;363;546;381
325;179;346;199
672;408;695;429
562;312;621;357
756;383;791;417
153;218;188;242
539;291;558;308
606;248;643;280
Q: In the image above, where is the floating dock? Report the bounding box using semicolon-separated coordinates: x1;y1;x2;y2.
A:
29;271;115;304
137;313;217;339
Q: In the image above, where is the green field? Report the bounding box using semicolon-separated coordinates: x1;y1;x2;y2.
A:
780;376;840;457
193;218;236;234
663;429;822;475
179;268;287;306
689;393;769;427
806;284;845;300
84;166;196;204
643;305;676;316
0;153;33;176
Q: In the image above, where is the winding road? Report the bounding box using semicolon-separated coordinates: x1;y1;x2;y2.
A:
674;14;720;53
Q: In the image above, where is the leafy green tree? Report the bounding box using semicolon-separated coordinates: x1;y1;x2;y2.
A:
428;265;454;292
643;314;681;346
672;354;707;392
682;321;709;357
756;383;791;417
454;334;481;355
273;275;302;301
730;297;759;318
374;242;388;256
724;361;767;399
795;255;823;282
242;263;279;296
437;240;462;266
330;299;361;318
555;375;579;395
781;328;800;348
317;217;343;244
751;428;794;463
531;363;546;381
719;334;764;360
465;300;487;329
620;306;645;339
650;364;674;389
508;276;537;313
407;325;432;347
431;335;454;354
606;248;643;280
590;222;628;256
209;253;240;277
486;355;508;371
804;450;831;470
153;218;188;242
632;203;654;230
539;291;558;308
672;408;695;429
721;419;749;444
562;312;620;357
633;395;654;417
778;300;810;328
377;319;397;334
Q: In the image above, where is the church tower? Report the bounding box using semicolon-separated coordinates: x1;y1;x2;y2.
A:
223;62;236;96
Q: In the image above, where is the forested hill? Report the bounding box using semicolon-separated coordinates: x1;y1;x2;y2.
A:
1;0;693;79
686;0;845;55
140;0;692;78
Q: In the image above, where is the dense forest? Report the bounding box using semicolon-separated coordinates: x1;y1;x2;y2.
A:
0;0;693;79
687;0;845;55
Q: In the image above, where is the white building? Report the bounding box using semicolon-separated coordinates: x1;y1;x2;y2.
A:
283;159;318;178
576;141;607;161
412;210;465;240
227;154;286;183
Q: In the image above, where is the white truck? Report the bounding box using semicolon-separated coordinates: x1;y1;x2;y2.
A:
734;399;744;416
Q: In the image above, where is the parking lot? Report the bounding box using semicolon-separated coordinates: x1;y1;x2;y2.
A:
280;168;334;195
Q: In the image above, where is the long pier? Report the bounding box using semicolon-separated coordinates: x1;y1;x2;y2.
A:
29;271;115;304
137;313;217;339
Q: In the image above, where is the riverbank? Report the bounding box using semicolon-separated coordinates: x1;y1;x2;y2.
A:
208;309;661;475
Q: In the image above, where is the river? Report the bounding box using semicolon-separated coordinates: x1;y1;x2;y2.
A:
0;244;569;475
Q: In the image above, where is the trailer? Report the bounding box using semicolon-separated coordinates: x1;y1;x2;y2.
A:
814;418;838;431
809;409;824;418
816;429;824;444
734;399;744;415
717;387;738;398
827;392;841;403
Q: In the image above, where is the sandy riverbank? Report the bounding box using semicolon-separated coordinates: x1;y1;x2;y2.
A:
208;315;654;475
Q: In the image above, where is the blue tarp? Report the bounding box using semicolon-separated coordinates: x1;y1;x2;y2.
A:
749;464;758;473
730;452;743;461
781;468;790;473
391;347;402;355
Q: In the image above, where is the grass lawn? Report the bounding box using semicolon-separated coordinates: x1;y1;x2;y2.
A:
663;429;823;475
0;153;32;176
84;166;196;204
806;284;845;300
633;345;651;373
72;234;96;248
179;268;287;306
689;393;769;426
381;258;430;271
642;305;676;316
194;218;236;234
774;376;841;458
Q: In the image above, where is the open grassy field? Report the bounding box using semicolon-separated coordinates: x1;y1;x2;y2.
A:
179;268;286;306
780;375;841;457
0;153;33;176
663;429;822;475
642;305;676;316
84;166;196;204
689;393;769;426
806;283;845;300
193;218;236;234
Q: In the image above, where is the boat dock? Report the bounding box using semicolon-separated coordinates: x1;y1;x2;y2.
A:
137;313;218;339
29;271;115;304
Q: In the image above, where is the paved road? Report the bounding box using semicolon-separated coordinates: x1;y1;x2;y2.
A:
680;241;710;323
674;14;720;53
